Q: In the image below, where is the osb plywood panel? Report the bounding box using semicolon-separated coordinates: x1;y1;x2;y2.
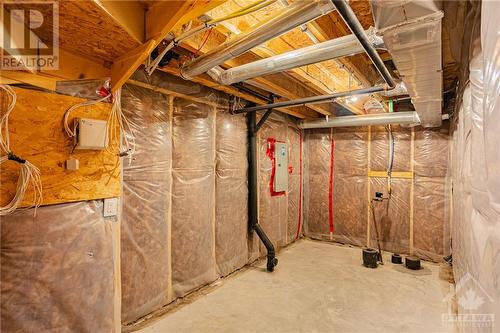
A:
7;1;141;63
0;87;120;207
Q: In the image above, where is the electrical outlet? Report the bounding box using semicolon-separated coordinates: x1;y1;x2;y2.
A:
103;198;118;217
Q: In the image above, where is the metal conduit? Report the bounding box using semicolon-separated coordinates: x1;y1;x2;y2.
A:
180;0;334;79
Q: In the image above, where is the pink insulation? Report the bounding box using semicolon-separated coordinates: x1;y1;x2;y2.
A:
451;5;500;328
257;112;301;253
304;123;450;261
120;84;172;323
119;70;303;324
171;98;218;298
0;201;119;333
215;111;249;277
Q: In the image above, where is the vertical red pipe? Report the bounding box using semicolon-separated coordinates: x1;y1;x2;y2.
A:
328;133;335;234
295;131;303;239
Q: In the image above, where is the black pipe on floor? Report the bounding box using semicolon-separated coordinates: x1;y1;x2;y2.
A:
247;108;278;272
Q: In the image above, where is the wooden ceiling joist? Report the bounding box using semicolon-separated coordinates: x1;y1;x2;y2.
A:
175;26;331;116
160;65;317;119
110;0;228;91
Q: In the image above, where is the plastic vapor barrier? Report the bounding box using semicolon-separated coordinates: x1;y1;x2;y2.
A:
0;201;120;333
120;69;302;325
451;2;500;329
120;84;172;323
215;111;249;277
304;123;450;261
257;112;302;256
287;122;302;243
258;113;288;251
171;97;218;298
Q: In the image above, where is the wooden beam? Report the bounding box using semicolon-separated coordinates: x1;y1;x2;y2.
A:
160;65;315;119
93;0;145;43
177;28;330;117
110;0;226;92
128;79;222;108
368;170;414;179
146;0;226;41
111;40;157;92
41;49;111;80
1;71;58;91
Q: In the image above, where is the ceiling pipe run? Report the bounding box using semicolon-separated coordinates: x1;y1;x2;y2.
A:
233;86;383;113
209;28;383;85
298;111;421;129
233;0;396;114
180;0;335;80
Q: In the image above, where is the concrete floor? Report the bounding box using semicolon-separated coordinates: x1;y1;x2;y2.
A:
136;240;453;333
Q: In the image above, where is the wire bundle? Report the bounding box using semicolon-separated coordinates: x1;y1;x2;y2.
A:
63;86;136;157
146;0;277;75
63;93;111;137
106;89;136;156
0;85;43;215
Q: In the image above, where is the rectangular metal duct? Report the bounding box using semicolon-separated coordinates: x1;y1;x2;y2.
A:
370;0;444;127
181;0;335;79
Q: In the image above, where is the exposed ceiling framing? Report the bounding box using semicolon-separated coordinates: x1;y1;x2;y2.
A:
0;0;459;119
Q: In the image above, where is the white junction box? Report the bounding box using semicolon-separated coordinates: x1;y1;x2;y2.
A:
74;118;108;150
274;142;288;192
103;198;119;217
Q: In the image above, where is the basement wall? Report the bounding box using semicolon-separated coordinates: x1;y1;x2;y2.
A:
451;1;500;329
303;124;451;262
0;70;302;331
120;70;302;325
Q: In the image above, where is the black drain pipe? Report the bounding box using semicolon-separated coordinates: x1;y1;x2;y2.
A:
247;104;278;272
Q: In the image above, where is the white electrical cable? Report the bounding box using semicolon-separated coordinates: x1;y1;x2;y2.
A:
386;124;395;195
0;85;43;215
63;86;136;157
106;89;136;156
63;94;111;137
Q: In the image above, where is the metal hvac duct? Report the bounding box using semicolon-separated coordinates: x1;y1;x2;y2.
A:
370;0;444;127
298;111;420;129
180;0;335;79
234;0;396;114
212;28;384;85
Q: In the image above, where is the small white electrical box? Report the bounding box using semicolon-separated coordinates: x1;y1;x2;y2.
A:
274;142;288;192
103;197;119;217
65;158;79;171
74;118;108;150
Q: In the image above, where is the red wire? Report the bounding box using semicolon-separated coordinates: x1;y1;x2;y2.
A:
196;28;213;55
328;135;335;234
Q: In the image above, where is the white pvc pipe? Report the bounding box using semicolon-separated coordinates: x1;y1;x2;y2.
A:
181;0;334;79
298;111;421;129
217;28;380;85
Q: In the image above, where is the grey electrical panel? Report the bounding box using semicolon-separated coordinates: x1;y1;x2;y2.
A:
274;142;288;192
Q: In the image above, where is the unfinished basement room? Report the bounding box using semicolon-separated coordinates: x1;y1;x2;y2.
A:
0;0;498;332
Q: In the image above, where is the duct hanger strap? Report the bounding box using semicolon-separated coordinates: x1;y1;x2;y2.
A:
7;152;26;164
